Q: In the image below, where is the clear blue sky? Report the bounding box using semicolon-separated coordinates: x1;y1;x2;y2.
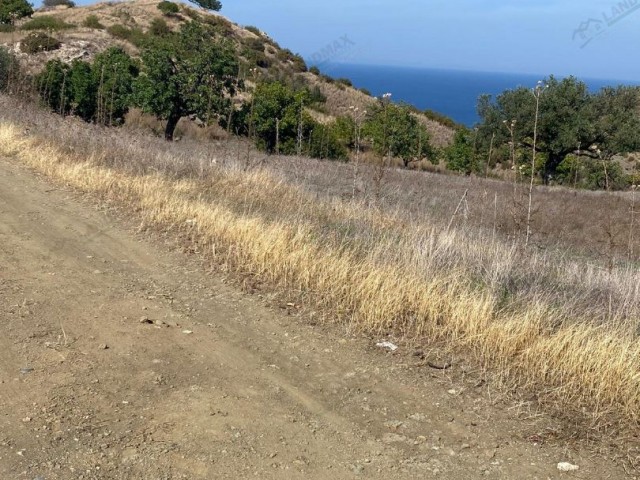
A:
218;0;639;81
67;0;639;81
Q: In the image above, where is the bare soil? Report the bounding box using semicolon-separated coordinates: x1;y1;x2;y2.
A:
0;157;632;479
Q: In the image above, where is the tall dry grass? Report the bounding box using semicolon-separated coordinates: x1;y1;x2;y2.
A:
2;95;640;431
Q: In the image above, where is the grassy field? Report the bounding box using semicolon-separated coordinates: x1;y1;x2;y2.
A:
2;94;640;432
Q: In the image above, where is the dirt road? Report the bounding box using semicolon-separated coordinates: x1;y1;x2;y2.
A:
0;156;630;479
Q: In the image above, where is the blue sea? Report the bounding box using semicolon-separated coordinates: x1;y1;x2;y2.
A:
324;63;640;127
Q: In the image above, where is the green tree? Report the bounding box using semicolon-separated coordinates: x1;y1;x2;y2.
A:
92;47;138;125
36;59;72;115
249;81;313;154
134;22;239;140
0;0;33;24
444;129;476;174
68;60;95;120
364;99;433;167
591;86;640;161
308;121;349;161
477;77;640;186
36;47;137;123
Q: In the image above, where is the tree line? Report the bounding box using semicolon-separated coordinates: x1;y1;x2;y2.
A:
444;76;640;190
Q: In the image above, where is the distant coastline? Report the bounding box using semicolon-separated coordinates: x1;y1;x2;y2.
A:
322;63;640;127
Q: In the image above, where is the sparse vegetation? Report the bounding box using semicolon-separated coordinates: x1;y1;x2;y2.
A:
82;14;104;29
0;47;19;91
20;15;74;31
106;24;147;47
3;97;640;435
244;25;261;36
20;31;61;53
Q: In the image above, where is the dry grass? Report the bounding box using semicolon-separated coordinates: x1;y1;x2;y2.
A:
2;95;640;433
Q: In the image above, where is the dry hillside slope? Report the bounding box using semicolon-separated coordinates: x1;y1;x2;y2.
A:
0;0;455;146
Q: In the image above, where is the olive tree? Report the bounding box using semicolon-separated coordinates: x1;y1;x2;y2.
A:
134;22;239;140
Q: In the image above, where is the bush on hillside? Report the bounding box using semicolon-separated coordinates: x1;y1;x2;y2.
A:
244;25;261;36
181;7;201;20
149;17;170;36
82;14;104;29
157;1;179;16
107;24;147;47
21;15;74;31
20;32;61;53
42;0;75;7
244;36;264;52
309;66;320;75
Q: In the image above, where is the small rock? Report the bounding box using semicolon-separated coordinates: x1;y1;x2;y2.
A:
376;341;398;351
557;462;579;472
182;330;193;335
384;420;404;430
22;417;32;423
381;433;407;444
139;316;153;324
460;443;471;450
154;320;166;327
98;344;108;350
408;413;427;422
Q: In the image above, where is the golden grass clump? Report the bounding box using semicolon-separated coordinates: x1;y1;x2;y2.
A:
2;107;640;431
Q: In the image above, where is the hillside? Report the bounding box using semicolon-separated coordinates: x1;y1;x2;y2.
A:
0;0;456;147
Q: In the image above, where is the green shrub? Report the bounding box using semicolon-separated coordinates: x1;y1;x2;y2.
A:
148;17;170;37
244;36;264;52
21;15;74;31
157;1;179;16
107;24;147;47
82;14;104;29
42;0;75;7
0;0;33;25
309;65;320;75
202;14;234;36
0;23;15;32
320;74;334;84
181;7;201;21
245;25;261;36
276;48;307;73
20;32;61;53
359;87;371;96
336;77;352;87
